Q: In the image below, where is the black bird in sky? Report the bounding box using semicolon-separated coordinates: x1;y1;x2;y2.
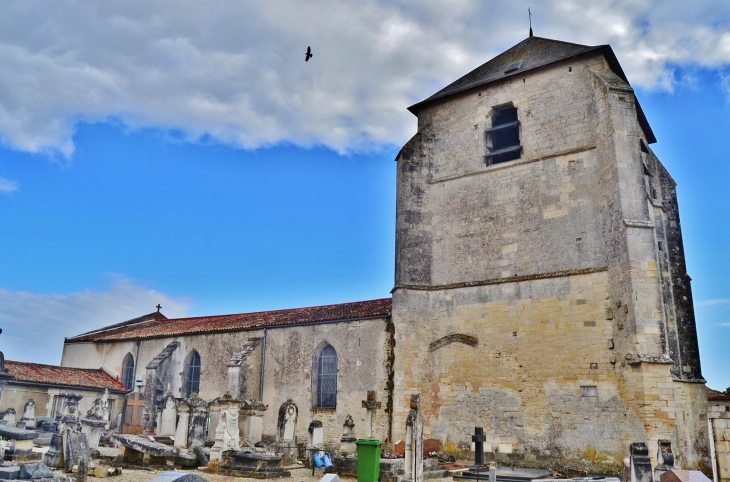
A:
305;46;313;62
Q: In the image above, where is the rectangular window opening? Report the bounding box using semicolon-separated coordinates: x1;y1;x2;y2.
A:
580;385;598;397
485;107;521;165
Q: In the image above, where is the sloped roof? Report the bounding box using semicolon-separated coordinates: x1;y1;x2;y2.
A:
4;360;128;393
408;36;656;143
66;298;392;343
707;387;730;402
69;311;167;340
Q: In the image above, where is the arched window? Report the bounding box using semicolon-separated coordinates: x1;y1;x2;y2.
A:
121;353;135;390
184;351;201;398
313;344;337;408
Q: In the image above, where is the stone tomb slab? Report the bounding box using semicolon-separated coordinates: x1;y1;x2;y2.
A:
660;470;712;482
0;424;39;455
219;451;291;479
112;434;197;467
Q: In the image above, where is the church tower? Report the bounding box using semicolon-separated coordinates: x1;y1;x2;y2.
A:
391;36;708;473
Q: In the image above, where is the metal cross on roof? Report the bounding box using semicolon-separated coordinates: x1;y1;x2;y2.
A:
156;304;162;312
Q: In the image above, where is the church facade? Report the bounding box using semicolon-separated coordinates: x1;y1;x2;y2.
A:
60;36;710;474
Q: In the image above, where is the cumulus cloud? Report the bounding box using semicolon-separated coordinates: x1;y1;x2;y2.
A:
0;177;18;193
0;279;190;365
0;0;728;155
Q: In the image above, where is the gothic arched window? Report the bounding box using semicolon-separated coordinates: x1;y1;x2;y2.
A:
313;344;337;409
121;353;135;390
184;351;201;398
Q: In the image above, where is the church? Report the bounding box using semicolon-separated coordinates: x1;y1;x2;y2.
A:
57;35;710;474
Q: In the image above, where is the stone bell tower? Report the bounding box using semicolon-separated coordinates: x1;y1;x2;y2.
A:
390;36;708;474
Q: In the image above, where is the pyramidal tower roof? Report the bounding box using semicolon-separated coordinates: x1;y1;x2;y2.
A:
409;36;655;143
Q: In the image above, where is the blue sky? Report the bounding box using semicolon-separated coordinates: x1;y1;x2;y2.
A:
0;1;728;390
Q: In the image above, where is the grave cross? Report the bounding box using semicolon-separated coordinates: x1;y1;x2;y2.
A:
361;390;382;437
471;427;487;470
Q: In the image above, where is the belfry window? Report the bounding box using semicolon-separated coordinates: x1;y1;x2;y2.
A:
485;106;521;165
313;344;338;409
184;350;201;397
121;353;135;390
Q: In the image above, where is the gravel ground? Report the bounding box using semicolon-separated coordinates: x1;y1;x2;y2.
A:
58;466;330;482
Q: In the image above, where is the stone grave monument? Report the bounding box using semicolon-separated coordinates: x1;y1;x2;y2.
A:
186;393;209;449
655;440;676;482
630;443;653;482
174;398;192;449
361;390;381;438
273;399;298;465
239;399;267;444
209;392;242;463
340;414;357;455
157;393;177;437
1;408;16;426
81;397;107;449
404;394;424;482
18;398;36;429
308;420;323;446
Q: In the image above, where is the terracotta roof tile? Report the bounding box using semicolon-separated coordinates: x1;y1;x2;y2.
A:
5;360;128;393
707;387;730;402
66;298;392;343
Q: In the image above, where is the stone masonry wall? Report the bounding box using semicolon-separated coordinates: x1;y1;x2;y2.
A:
393;50;709;473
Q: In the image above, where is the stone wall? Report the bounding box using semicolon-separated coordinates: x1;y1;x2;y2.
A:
61;316;391;445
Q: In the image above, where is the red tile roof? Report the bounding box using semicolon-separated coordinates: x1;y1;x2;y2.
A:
5;361;128;393
707;387;730;402
66;298;392;343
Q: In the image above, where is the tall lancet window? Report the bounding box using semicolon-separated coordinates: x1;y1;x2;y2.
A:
184;350;201;398
121;353;135;390
313;344;338;408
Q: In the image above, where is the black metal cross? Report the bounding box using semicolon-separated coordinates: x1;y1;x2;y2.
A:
472;427;486;469
156;304;162;312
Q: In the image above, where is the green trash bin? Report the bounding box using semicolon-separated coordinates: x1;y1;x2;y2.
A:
356;438;382;482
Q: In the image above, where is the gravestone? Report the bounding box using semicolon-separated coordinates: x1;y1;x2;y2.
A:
452;428;491;481
174;399;191;448
361;391;381;438
19;399;36;428
309;420;324;446
273;399;298;465
81;397;107;449
630;443;653;482
186;393;209;449
43;433;65;468
655;439;676;482
58;393;83;432
278;399;297;442
239;399;267;444
157;393;177;437
1;407;17;426
340;415;357;455
64;430;94;473
209;392;242;462
404;394;423;482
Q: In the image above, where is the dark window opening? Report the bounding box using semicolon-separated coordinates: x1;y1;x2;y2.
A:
640;139;649;153
121;353;135;390
485;107;521;165
314;344;338;409
185;351;201;398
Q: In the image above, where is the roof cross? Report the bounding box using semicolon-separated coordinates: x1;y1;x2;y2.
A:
156;304;162;312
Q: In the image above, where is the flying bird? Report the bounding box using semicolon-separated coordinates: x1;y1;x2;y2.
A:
305;46;313;62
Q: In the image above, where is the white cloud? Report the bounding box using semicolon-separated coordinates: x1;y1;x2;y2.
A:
0;177;18;193
697;298;730;307
0;0;728;156
0;279;190;365
719;322;730;327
